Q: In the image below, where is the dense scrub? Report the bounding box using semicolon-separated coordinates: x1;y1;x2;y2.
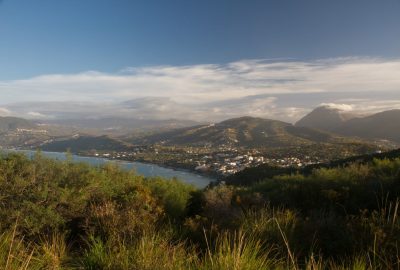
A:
0;151;399;269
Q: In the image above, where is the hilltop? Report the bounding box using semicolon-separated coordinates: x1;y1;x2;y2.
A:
295;106;356;132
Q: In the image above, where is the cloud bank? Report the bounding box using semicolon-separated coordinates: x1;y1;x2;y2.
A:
1;57;400;122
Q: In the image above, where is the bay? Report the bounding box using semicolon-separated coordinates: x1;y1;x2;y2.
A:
5;150;214;188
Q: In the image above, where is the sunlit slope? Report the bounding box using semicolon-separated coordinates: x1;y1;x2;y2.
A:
131;116;362;147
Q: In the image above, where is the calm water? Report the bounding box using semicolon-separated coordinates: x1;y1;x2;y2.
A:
6;150;214;188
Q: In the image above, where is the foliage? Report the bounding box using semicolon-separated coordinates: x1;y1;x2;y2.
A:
0;151;400;269
145;177;196;220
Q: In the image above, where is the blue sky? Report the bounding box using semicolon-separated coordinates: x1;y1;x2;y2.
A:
0;0;400;121
1;0;399;79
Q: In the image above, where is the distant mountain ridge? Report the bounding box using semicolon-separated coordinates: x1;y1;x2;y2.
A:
296;107;400;144
39;117;201;136
41;135;133;152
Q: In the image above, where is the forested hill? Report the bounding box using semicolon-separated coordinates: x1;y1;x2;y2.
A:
130;116;364;148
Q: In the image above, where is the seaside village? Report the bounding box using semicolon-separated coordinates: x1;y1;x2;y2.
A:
193;154;315;176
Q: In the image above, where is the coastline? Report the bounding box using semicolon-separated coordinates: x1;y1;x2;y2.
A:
6;148;219;182
78;152;221;180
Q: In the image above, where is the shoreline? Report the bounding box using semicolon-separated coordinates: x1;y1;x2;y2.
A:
7;148;219;182
80;153;221;180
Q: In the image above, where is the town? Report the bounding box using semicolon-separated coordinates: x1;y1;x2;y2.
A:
81;143;376;177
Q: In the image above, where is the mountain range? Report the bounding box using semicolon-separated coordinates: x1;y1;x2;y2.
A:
1;106;400;151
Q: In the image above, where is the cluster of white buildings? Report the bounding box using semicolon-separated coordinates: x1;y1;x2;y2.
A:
195;154;321;176
16;128;48;134
195;154;264;176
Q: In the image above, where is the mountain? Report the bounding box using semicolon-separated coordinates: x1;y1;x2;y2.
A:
41;135;133;152
130;116;359;147
295;106;356;132
296;107;400;144
338;110;400;143
0;116;36;132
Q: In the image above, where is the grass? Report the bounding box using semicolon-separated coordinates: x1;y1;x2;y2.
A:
203;230;280;270
0;225;39;270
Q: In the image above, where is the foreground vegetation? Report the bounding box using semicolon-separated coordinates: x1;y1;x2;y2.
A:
0;151;399;269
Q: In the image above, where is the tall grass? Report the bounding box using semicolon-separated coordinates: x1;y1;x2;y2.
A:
202;230;281;270
81;228;198;270
0;225;39;270
38;232;69;270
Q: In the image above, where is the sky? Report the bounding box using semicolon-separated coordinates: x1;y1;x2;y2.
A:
0;0;400;122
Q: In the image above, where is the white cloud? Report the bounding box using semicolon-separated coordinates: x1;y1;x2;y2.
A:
320;103;354;111
26;111;49;119
0;107;11;116
0;57;400;122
